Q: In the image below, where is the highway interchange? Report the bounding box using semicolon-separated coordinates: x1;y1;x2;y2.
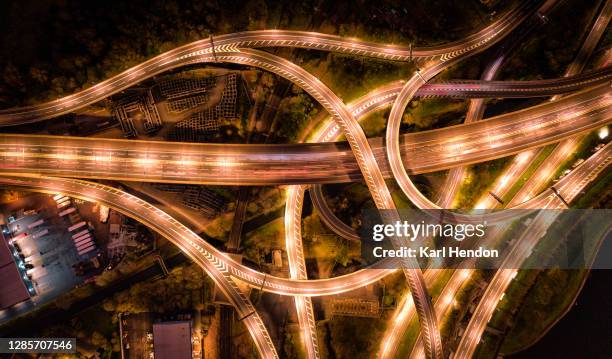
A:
0;0;610;358
0;84;609;186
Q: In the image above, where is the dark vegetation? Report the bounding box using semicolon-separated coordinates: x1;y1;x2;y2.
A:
0;0;499;107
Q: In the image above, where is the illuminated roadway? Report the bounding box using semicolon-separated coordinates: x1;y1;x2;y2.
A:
507;0;612;207
0;86;604;358
409;4;612;357
0;3;598;355
309;85;609;240
386;142;611;359
205;45;448;359
383;0;606;226
436;3;550;209
0;1;540;127
454;3;612;357
0;0;607;357
416;66;611;98
0;45;608;359
0;140;607;353
0;175;402;293
454;143;612;359
0;84;608;186
382;0;606;354
0;86;604;359
0;136;607;359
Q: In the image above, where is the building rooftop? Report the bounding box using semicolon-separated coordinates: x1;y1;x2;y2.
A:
152;320;192;359
0;232;30;309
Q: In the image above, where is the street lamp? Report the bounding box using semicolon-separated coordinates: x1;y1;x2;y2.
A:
598;126;608;139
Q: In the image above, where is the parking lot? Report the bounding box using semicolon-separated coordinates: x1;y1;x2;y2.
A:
0;194;84;323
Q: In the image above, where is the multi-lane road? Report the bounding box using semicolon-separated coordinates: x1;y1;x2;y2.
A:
0;0;609;357
454;142;611;359
0;84;608;186
0;139;607;354
436;1;552;209
398;2;611;357
453;3;612;357
0;2;538;127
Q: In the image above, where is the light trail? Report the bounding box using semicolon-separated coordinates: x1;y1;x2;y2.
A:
454;3;612;357
0;86;608;186
0;1;606;357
